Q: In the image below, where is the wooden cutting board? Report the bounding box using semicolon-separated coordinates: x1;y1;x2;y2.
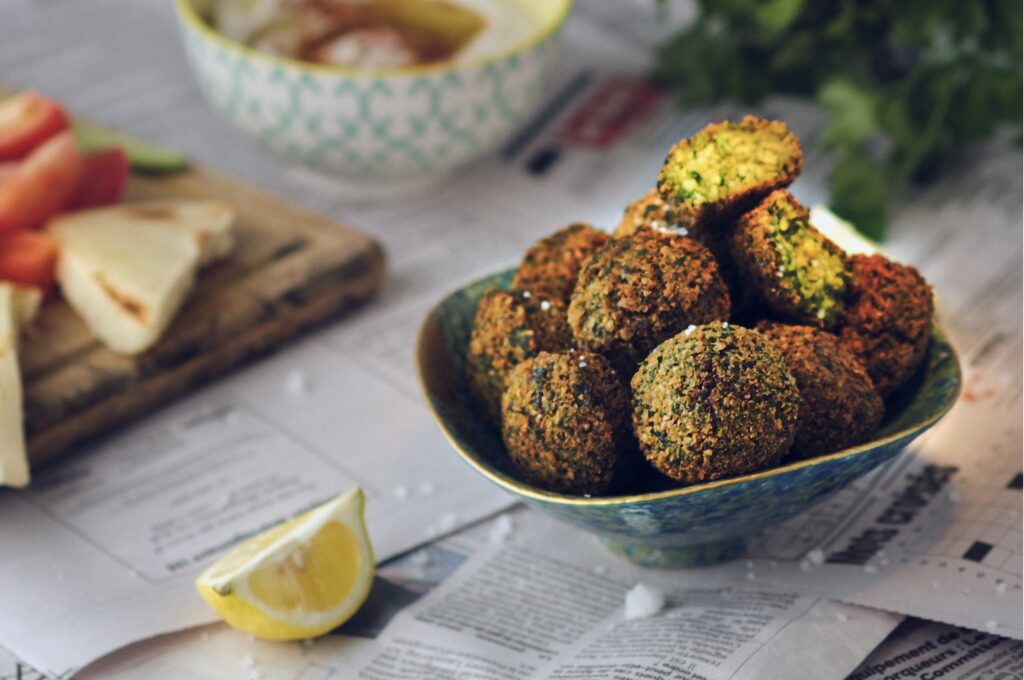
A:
22;166;386;467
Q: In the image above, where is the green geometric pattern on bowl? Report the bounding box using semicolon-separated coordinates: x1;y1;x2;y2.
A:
177;20;558;180
419;269;962;568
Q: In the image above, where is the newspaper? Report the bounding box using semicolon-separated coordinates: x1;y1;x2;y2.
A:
0;0;1020;675
849;620;1023;680
73;509;902;680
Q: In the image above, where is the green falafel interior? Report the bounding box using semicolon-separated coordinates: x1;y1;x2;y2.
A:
463;115;935;498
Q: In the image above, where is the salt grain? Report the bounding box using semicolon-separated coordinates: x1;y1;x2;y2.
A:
746;572;756;581
488;514;514;544
835;612;849;622
624;583;666;620
806;548;825;566
393;484;410;501
540;300;551;311
284;370;311;396
985;620;999;632
995;582;1008;593
864;565;878;574
684;325;697;336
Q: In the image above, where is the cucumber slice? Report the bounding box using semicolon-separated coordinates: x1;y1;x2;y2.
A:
73;121;189;174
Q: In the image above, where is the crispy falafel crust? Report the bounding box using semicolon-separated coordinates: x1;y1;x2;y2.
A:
467;288;573;424
657;116;803;229
631;323;800;483
838;254;934;398
730;190;848;328
614;189;682;238
501;351;629;495
568;231;731;372
758;323;884;458
513;223;610;306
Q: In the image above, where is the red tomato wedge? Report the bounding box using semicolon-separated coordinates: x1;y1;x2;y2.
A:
69;148;129;209
0;131;83;232
0;92;69;162
0;231;58;292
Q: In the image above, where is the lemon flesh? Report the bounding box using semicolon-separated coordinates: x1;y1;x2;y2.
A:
195;488;374;641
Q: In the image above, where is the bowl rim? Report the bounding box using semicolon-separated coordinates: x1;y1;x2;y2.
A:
174;0;574;78
415;274;963;508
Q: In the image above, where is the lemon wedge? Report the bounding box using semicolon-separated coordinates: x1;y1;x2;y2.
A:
195;488;374;640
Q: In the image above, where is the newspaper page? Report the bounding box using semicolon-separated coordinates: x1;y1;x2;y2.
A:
75;509;902;680
848;620;1023;680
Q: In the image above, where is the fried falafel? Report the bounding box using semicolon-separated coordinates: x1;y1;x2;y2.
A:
467;288;573;423
657;116;803;229
838;254;934;398
730;190;848;328
758;322;884;458
631;323;800;483
614;188;682;238
568;230;731;372
501;350;630;495
513;223;610;306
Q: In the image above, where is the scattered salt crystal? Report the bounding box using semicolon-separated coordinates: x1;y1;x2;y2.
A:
806;548;825;566
799;560;812;572
722;322;730;329
540;300;551;311
522;291;531;298
864;565;878;574
996;582;1008;593
393;484;410;501
835;612;849;622
985;620;999;632
745;572;756;581
241;654;255;668
410;550;431;567
593;564;608;576
284;370;310;396
578;360;588;369
418;481;436;496
488;514;514;544
624;583;666;620
678;227;689;236
684;325;697;335
438;512;459;533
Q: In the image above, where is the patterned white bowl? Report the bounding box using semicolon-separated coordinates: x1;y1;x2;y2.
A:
174;0;571;195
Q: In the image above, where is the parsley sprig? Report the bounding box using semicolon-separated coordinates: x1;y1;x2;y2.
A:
652;0;1022;238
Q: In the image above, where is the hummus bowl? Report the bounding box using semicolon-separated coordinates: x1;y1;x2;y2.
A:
416;269;962;568
174;0;572;195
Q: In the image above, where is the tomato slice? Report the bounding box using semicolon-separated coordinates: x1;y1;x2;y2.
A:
69;148;129;209
0;92;69;162
0;231;58;292
0;131;83;232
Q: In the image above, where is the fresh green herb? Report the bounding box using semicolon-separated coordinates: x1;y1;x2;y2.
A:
652;0;1022;238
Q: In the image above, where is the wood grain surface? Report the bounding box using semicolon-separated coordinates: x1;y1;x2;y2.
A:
22;166;386;467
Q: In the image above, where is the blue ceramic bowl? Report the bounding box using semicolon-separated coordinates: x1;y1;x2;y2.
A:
417;269;961;568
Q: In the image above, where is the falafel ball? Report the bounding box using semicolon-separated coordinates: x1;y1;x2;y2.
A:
758;322;884;458
631;323;800;483
838;254;934;398
568;230;731;372
657;116;803;229
614;188;683;238
730;190;848;328
501;350;630;495
467;288;573;423
513;223;610;305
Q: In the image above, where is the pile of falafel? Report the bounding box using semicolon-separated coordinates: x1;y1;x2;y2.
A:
467;116;935;497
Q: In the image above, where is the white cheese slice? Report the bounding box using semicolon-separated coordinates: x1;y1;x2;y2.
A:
0;282;28;488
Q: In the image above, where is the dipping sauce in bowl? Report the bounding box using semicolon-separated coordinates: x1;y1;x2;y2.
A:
207;0;539;69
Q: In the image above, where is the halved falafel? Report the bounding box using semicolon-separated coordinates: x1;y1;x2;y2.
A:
657;116;803;229
568;230;731;372
501;350;630;495
838;254;934;398
631;323;800;483
730;190;848;328
758;322;884;458
467;288;573;423
513;223;610;306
